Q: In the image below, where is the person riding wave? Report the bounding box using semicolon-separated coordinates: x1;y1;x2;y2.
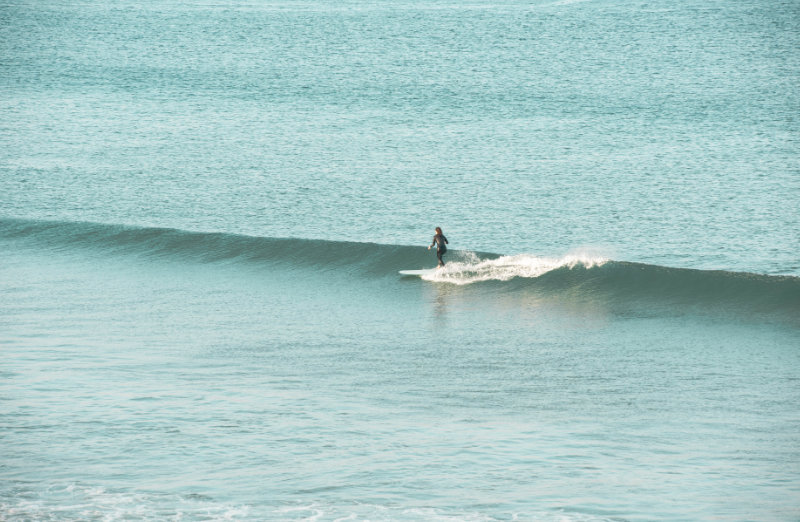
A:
428;227;448;267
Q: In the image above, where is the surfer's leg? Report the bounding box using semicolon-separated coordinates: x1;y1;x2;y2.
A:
437;249;445;266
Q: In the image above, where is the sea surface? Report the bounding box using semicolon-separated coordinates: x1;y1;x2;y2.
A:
1;0;799;520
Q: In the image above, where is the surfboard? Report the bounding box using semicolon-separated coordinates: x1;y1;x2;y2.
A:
399;269;437;276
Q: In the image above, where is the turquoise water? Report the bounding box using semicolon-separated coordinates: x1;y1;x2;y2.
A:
2;0;799;520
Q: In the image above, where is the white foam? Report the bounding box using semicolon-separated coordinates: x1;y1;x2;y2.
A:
3;483;250;521
3;484;616;521
546;0;595;7
421;252;609;285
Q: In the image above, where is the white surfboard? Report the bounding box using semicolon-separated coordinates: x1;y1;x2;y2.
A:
399;269;437;276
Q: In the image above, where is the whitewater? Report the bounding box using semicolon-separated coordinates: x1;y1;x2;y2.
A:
2;0;800;520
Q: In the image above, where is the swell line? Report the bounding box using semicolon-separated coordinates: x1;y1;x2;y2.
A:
0;217;434;271
2;217;798;317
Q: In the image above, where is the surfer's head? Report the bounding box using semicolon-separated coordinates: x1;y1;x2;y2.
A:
435;227;442;234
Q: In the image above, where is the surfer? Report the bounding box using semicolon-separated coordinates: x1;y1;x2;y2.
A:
428;227;449;267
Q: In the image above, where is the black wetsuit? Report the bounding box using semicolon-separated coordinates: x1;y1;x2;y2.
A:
430;233;448;266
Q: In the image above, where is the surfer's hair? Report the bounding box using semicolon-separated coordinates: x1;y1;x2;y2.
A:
435;227;442;234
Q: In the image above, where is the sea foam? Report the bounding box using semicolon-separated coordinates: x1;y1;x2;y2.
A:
421;252;610;285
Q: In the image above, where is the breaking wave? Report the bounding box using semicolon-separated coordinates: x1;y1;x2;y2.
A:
2;217;798;319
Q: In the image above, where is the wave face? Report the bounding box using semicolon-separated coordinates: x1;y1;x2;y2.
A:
0;217;432;273
3;218;798;319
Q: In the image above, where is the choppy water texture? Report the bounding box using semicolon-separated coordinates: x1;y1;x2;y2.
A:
2;0;799;520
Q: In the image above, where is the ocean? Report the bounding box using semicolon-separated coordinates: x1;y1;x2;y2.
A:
1;0;799;520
